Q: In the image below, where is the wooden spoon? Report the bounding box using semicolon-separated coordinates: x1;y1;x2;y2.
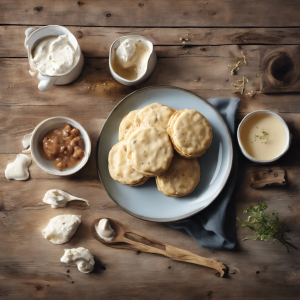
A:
91;217;228;277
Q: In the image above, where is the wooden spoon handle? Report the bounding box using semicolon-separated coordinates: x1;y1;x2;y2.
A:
165;245;227;277
91;218;227;277
122;229;227;277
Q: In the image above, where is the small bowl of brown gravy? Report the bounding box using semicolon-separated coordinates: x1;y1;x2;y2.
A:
30;117;91;175
42;123;85;171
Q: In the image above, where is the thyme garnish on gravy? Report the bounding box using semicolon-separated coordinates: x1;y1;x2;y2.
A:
252;128;269;144
232;76;248;94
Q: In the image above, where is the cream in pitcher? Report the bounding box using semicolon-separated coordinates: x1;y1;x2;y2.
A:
24;25;84;91
32;35;77;76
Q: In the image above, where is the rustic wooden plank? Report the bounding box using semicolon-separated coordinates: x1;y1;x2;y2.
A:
0;46;269;97
1;164;300;210
1;5;300;298
0;173;299;299
250;170;286;189
0;211;298;300
260;46;300;93
2;26;300;58
2;53;300;115
0;0;300;27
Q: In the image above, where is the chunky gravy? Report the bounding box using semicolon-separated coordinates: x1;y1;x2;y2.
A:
42;123;85;171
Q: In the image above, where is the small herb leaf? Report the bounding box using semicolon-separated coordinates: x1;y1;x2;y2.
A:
237;202;298;252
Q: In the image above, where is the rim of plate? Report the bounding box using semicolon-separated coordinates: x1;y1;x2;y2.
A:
96;85;233;222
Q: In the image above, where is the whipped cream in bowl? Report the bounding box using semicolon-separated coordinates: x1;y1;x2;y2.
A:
24;25;84;91
109;35;157;86
32;35;77;77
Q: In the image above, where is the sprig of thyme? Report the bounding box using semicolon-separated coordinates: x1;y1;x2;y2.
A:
237;202;298;252
228;60;241;75
241;51;247;65
232;76;248;94
228;51;247;75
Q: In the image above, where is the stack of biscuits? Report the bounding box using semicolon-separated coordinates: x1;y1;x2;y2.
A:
108;103;213;197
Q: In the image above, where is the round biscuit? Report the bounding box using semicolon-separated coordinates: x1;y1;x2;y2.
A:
134;103;176;130
167;109;212;158
108;141;148;186
118;110;139;141
156;154;200;197
127;127;174;177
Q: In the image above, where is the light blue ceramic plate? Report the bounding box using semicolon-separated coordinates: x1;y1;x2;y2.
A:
96;86;233;222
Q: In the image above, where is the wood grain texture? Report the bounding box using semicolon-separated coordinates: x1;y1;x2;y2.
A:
91;218;228;277
260;46;300;93
2;26;300;58
1;0;300;27
251;170;286;189
1;0;300;298
0;196;299;299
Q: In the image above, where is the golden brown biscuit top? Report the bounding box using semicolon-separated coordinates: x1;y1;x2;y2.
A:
108;141;144;184
127;127;173;175
156;155;200;196
134;103;176;130
118;110;139;141
172;109;212;156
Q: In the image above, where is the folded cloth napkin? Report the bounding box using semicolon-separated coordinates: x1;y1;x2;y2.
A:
165;97;240;250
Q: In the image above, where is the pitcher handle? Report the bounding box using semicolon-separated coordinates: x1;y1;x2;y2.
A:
38;77;57;92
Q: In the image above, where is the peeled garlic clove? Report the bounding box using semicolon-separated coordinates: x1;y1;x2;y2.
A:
22;132;32;153
43;189;89;208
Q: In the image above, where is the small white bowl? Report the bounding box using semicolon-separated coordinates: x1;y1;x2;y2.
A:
237;110;290;163
30;117;91;176
109;35;157;86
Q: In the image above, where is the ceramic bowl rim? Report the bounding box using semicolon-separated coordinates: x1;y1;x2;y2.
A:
109;35;154;83
30;116;91;176
237;110;290;163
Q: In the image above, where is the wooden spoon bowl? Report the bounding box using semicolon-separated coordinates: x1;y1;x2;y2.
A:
91;217;228;277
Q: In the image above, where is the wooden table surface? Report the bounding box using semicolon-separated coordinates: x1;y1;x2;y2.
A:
1;1;300;299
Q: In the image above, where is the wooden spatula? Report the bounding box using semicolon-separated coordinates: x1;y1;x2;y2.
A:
91;217;228;277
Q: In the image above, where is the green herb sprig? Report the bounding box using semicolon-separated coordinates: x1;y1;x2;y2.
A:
237;202;298;252
253;130;268;143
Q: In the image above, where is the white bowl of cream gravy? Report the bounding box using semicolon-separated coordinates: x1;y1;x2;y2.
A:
109;35;157;86
237;110;290;163
30;117;91;176
24;25;84;91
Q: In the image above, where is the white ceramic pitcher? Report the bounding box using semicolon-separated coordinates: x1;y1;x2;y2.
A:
24;25;84;92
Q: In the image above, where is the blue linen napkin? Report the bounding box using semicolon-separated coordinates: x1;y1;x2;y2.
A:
165;97;240;250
